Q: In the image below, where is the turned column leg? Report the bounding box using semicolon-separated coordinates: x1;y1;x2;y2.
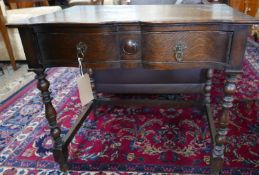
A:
204;69;213;105
86;68;100;116
86;68;97;99
210;71;238;174
203;69;217;149
34;69;69;172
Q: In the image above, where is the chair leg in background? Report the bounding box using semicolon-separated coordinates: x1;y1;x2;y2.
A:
1;27;17;70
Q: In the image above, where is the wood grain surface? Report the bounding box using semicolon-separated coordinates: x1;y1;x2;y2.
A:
8;4;259;26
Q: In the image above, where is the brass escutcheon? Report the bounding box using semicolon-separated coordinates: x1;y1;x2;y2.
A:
77;42;87;59
174;41;187;62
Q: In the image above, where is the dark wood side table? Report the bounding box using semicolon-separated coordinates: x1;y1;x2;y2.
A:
8;5;258;174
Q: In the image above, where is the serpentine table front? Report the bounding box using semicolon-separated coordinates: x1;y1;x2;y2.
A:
8;4;258;174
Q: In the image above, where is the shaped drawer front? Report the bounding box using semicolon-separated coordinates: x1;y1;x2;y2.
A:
37;33;119;66
142;31;233;64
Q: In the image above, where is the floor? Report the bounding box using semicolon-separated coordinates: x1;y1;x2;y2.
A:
0;63;34;102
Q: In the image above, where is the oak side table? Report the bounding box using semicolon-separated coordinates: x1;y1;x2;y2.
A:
8;4;259;174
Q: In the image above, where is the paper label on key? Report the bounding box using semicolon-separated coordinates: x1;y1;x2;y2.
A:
77;74;94;106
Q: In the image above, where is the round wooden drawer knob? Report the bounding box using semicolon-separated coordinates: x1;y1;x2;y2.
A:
123;40;138;55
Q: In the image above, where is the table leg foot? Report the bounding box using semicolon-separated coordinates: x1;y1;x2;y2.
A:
210;156;223;174
53;148;69;172
59;162;70;172
93;100;101;117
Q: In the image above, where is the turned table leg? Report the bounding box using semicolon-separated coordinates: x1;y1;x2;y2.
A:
210;71;238;174
204;69;213;105
34;69;69;171
86;68;97;99
87;68;100;116
204;68;217;143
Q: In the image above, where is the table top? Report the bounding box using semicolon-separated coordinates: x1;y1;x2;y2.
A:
8;4;259;27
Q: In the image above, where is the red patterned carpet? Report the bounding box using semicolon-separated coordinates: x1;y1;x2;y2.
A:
0;42;258;174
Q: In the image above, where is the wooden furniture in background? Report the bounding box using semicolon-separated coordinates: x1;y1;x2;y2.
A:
117;0;210;5
229;0;259;17
0;0;61;66
244;0;259;16
8;0;49;9
229;0;245;12
0;5;16;70
69;0;103;5
228;0;259;41
9;4;258;174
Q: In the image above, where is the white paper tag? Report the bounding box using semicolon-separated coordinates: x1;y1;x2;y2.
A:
77;74;94;106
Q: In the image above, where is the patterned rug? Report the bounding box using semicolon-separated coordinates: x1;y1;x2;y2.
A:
0;42;258;175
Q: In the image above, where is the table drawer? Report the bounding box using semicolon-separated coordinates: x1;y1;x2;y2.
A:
36;31;233;69
142;31;233;64
37;33;119;65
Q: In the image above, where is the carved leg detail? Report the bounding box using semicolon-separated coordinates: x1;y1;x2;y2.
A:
34;69;69;172
204;69;213;105
204;69;217;144
211;72;237;174
87;68;100;116
86;68;97;99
